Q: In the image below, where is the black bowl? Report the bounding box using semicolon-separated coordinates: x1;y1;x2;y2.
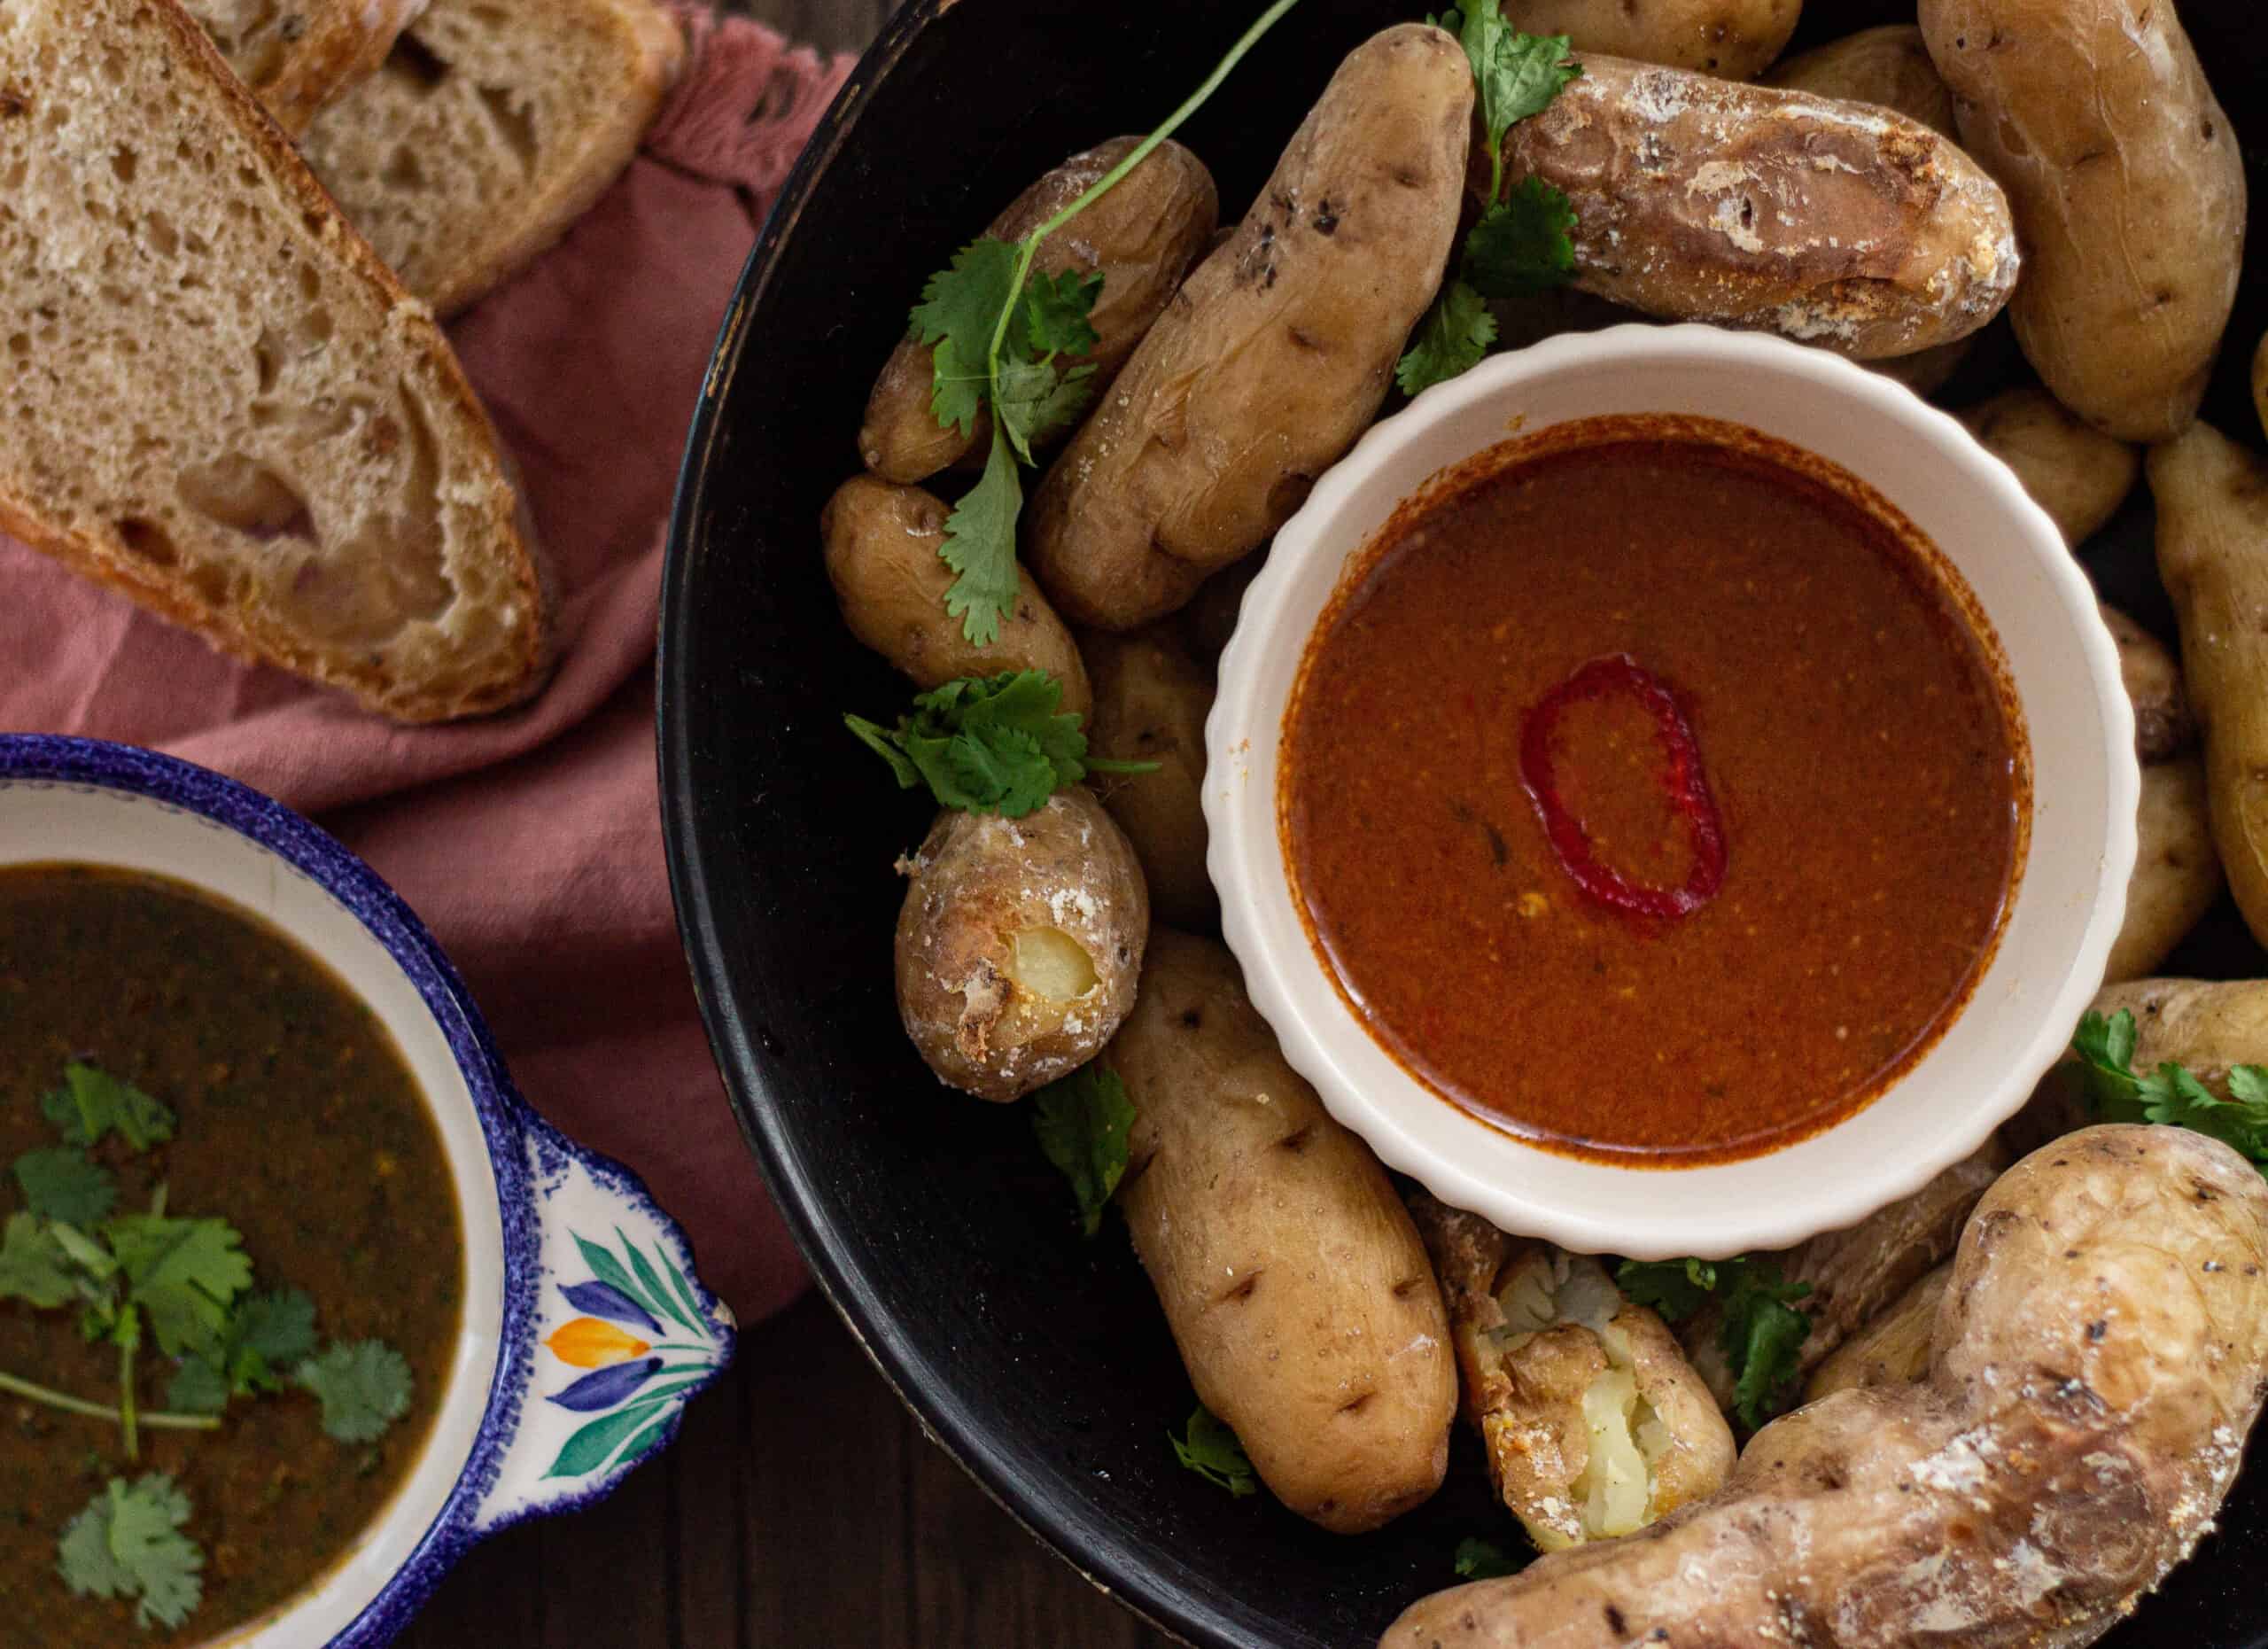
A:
659;5;2268;1644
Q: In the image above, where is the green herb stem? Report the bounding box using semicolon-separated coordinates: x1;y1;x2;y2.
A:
119;1339;138;1460
0;1369;219;1435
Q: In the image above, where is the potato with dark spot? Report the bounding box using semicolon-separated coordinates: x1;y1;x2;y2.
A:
1028;25;1472;630
1082;627;1215;929
1761;25;1955;136
823;475;1091;722
1958;386;2138;547
1804;1263;1948;1402
1109;929;1456;1533
1498;0;1798;80
893;789;1146;1102
1384;1126;2268;1649
1921;0;2245;441
858;137;1217;484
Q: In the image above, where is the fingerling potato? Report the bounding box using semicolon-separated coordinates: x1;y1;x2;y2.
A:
1499;0;1798;80
858;137;1218;484
2152;423;2268;948
1082;627;1216;929
2104;603;2193;763
1956;386;2139;548
1500;56;2018;359
1109;929;1456;1533
893;789;1146;1101
2109;758;2222;987
2008;976;2268;1156
1029;24;1472;630
1760;26;1955;137
1803;1261;1948;1402
1921;0;2245;441
824;476;1091;722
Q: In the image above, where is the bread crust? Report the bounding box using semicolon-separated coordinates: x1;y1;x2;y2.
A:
190;0;431;135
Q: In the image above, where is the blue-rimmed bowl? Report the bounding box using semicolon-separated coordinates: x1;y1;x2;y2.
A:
0;735;735;1647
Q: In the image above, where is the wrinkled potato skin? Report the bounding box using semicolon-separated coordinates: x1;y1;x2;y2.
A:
2103;604;2192;763
1384;1127;2268;1649
1109;930;1456;1533
2154;424;2268;948
1921;0;2245;442
1411;1196;1733;1553
857;138;1218;484
1761;25;1957;136
892;789;1146;1101
823;477;1091;722
1082;629;1216;930
1500;56;2017;359
2108;758;2222;985
1957;387;2140;548
1805;1263;1948;1402
1500;0;1798;80
1029;26;1472;630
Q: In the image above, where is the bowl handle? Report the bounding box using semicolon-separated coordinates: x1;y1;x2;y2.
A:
470;1111;737;1533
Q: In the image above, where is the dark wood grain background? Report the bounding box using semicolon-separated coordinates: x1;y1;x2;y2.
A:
400;3;1174;1644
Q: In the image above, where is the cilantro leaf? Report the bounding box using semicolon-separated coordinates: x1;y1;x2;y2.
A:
911;237;1021;439
12;1148;117;1227
104;1213;252;1358
1397;278;1498;395
163;1358;232;1418
1453;1536;1523;1580
1023;268;1104;360
297;1340;413;1443
172;1287;322;1411
2069;1009;2268;1171
937;429;1026;648
1464;183;1580;297
1170;1404;1256;1497
1432;10;1581;196
0;1211;80;1309
41;1063;175;1154
1719;1263;1813;1430
1612;1256;1717;1325
849;668;1148;816
994;356;1097;463
58;1474;205;1631
1032;1065;1137;1237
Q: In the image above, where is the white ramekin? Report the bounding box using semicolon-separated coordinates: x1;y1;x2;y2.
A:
1205;323;2138;1259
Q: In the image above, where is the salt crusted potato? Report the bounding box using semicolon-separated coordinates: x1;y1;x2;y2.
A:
1957;387;2140;548
1498;56;2018;359
823;476;1091;723
1761;25;1956;137
892;789;1146;1101
1682;1140;2006;1411
858;136;1217;484
2154;424;2268;949
1082;628;1216;930
1921;0;2245;442
1109;929;1456;1533
1028;24;1472;630
1383;1125;2268;1649
1410;1195;1733;1553
1497;0;1798;80
1805;1261;1948;1402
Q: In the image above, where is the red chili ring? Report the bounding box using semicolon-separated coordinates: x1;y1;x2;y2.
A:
1518;654;1728;922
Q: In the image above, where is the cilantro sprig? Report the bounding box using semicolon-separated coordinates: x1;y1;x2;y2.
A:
846;669;1153;817
1170;1404;1258;1497
909;0;1306;645
58;1474;205;1630
1032;1065;1137;1237
1398;11;1582;394
1453;1536;1524;1580
2071;1008;2268;1170
1617;1255;1813;1430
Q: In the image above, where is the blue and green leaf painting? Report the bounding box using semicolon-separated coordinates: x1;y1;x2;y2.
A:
539;1229;719;1480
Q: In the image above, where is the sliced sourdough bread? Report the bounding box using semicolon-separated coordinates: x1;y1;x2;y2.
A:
0;0;553;721
299;0;685;318
181;0;428;134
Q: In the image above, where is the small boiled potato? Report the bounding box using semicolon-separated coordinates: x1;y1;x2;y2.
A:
1761;26;1955;137
892;789;1146;1101
1082;628;1216;930
823;476;1091;722
2107;757;2221;985
1171;554;1265;673
2008;975;2268;1156
1804;1262;1948;1402
1501;56;2018;359
2103;603;2193;763
1029;25;1473;630
858;137;1219;484
1411;1194;1732;1554
1868;335;1970;398
1498;0;1798;80
1922;0;2245;442
2153;424;2268;949
1109;929;1456;1533
1957;387;2139;548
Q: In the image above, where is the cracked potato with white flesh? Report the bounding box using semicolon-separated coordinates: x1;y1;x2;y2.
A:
1383;1125;2268;1649
1495;0;1798;80
1081;627;1215;930
893;789;1146;1101
822;476;1092;723
1410;1195;1732;1553
1027;24;1472;631
1921;0;2246;442
857;136;1219;486
1108;929;1456;1534
1497;56;2019;360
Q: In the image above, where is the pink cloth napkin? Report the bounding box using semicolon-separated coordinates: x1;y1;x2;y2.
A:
0;8;853;1326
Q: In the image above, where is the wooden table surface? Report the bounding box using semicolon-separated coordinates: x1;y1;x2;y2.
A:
401;3;1177;1645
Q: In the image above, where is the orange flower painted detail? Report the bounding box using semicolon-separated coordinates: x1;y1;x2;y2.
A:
546;1316;653;1369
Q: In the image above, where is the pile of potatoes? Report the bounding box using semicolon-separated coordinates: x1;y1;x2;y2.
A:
824;4;2268;1643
